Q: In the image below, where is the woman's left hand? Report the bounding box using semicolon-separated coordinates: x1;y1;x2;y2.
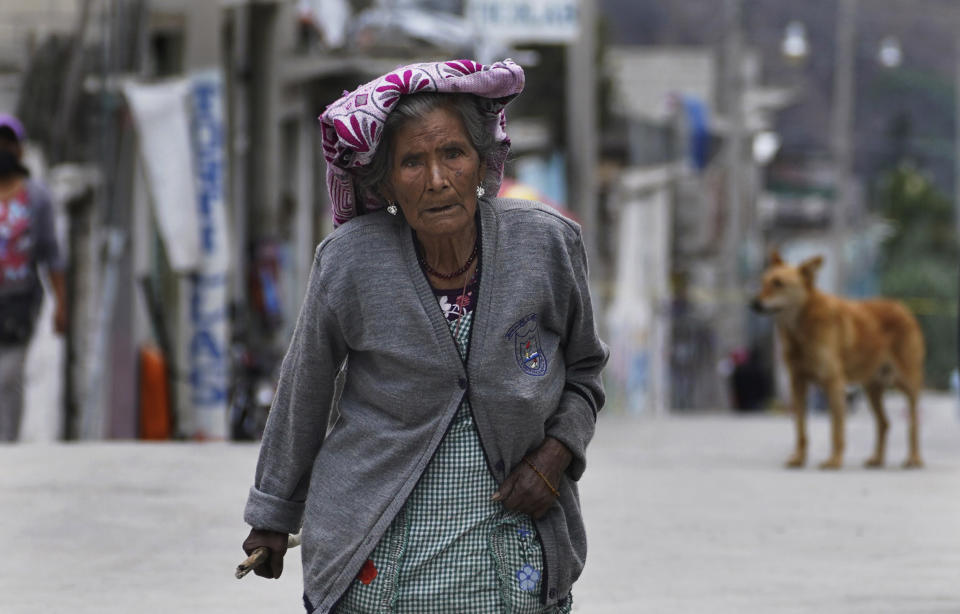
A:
492;437;573;519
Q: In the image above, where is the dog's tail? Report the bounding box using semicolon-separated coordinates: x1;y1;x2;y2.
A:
882;301;925;390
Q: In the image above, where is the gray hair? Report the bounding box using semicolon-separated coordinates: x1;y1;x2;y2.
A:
353;92;501;207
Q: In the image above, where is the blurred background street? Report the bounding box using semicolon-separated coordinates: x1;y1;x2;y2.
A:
1;0;957;441
1;0;957;430
1;0;960;611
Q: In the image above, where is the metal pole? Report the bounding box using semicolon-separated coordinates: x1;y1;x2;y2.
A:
565;0;599;284
955;37;960;380
830;0;857;293
53;0;92;162
229;5;250;312
955;37;960;241
249;3;280;240
720;0;744;357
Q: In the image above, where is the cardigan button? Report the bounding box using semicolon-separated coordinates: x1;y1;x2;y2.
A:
548;588;557;599
458;377;467;390
494;459;505;472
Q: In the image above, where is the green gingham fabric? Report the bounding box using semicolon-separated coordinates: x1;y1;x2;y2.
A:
335;310;573;614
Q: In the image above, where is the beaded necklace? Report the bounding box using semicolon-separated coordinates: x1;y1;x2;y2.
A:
417;239;479;280
416;232;480;341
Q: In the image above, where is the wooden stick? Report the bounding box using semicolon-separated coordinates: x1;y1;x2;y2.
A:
235;532;301;579
235;546;269;579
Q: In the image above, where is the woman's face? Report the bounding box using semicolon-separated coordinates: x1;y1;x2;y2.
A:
385;105;485;241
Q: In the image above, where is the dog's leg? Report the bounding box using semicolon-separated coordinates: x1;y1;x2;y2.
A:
863;381;888;468
786;374;808;468
901;385;924;469
819;376;846;470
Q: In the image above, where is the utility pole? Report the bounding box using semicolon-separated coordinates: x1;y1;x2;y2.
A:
565;0;599;285
228;5;250;314
53;0;92;162
955;36;960;381
955;37;960;241
830;0;857;293
720;0;745;357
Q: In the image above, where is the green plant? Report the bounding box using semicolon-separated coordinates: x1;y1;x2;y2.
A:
876;165;958;388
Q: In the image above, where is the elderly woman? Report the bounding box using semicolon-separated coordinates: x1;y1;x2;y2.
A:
242;59;608;614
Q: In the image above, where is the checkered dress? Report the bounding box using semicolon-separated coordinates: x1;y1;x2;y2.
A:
334;285;573;614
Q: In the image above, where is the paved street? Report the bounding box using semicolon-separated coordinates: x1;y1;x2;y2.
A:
2;393;959;613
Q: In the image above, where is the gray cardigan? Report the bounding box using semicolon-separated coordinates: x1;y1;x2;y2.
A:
244;197;608;612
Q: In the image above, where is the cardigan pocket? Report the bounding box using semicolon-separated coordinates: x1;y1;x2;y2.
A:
334;508;408;614
489;513;547;612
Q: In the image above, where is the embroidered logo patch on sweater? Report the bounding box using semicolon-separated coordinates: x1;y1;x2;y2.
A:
505;314;547;376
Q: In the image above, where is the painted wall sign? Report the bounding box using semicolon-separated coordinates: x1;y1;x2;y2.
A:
467;0;579;43
188;70;231;439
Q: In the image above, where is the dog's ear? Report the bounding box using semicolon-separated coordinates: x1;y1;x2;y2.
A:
799;255;824;283
768;249;784;266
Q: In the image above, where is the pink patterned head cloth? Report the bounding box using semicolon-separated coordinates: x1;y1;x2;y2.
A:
320;58;525;227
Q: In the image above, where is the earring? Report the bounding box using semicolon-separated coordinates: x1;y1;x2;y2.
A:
387;202;398;215
476;185;486;199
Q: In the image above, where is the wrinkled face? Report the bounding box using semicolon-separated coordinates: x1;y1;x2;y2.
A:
751;264;810;314
384;106;484;241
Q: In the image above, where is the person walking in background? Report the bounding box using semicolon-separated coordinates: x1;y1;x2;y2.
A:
241;59;608;613
0;114;67;442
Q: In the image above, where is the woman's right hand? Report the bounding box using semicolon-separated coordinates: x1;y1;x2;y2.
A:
242;528;289;578
492;437;572;519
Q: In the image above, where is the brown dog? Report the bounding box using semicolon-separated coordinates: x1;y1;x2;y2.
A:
750;251;925;469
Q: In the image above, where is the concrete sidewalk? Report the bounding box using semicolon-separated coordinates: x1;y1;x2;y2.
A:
1;393;958;613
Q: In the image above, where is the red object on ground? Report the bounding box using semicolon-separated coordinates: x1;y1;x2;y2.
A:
139;345;171;440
